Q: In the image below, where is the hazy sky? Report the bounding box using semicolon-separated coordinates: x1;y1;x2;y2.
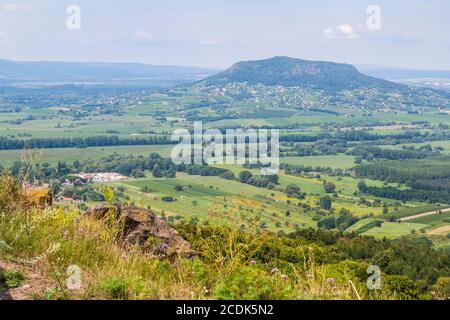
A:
0;0;449;69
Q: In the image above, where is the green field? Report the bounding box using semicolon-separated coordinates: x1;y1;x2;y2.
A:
281;155;356;169
108;172;317;232
0;90;449;247
361;221;429;239
389;140;450;154
408;212;450;227
0;145;173;166
346;218;377;233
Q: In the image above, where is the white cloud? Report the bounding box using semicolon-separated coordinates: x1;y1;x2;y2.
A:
3;3;35;13
131;30;155;43
323;24;359;40
337;24;358;39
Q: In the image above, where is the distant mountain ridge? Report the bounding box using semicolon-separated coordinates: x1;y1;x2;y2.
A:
356;65;450;80
186;56;450;112
199;56;400;92
0;59;216;82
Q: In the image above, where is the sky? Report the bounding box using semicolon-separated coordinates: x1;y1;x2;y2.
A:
0;0;449;69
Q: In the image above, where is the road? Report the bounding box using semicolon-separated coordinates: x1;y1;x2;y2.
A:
399;207;450;222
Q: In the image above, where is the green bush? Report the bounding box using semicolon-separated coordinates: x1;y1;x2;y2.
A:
431;277;450;300
324;182;336;193
384;275;419;300
0;268;5;287
161;196;175;202
0;269;26;289
43;287;65;300
319;196;332;210
324;260;368;284
213;266;292;300
100;277;129;299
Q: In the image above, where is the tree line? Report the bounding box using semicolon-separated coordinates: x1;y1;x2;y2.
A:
0;135;173;150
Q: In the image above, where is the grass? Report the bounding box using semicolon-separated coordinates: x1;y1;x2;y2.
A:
389;140;450;154
102;164;437;233
0;145;173;166
125;177;231;197
0;269;26;289
408;212;450;227
281;155;356;170
362;221;429;239
385;204;448;220
1;174;381;300
1;104;449;246
0;112;169;138
347;213;450;246
110;173;317;233
346;219;377;233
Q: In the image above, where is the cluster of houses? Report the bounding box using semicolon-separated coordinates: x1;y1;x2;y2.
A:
72;172;127;183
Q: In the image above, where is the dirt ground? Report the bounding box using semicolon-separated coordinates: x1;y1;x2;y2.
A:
0;260;50;300
427;225;450;236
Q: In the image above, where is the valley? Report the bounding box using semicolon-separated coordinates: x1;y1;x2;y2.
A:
1;56;449;300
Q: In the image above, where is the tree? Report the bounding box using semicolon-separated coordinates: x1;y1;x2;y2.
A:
161;196;175;202
117;162;134;176
357;180;367;191
152;165;163;178
239;170;253;183
318;216;336;229
267;175;279;184
165;168;176;178
267;182;276;190
11;161;22;177
383;275;419;300
221;170;235;180
285;184;301;197
149;152;161;160
324;182;336;193
131;169;145;178
319;196;332;210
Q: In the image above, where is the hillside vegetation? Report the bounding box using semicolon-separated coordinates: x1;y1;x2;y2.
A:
0;174;449;300
201;56;396;91
192;56;450;112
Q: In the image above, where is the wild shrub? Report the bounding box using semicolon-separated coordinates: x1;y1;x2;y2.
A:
100;277;129;299
0;269;26;289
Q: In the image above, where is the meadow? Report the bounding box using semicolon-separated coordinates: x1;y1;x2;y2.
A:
362;221;429;239
280;155;356;169
1;84;450;301
109;173;317;233
0;91;449;247
0;145;173;166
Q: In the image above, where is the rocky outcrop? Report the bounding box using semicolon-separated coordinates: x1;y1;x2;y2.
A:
85;204;195;259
